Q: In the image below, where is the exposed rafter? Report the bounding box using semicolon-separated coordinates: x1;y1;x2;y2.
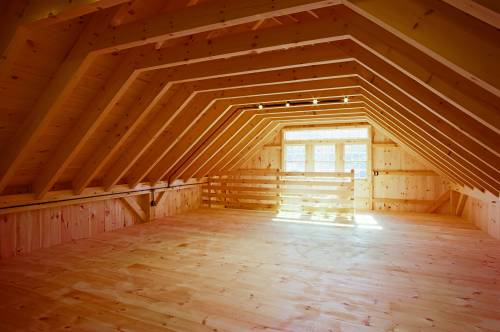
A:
0;0;341;195
161;82;496;195
344;0;500;95
0;0;498;208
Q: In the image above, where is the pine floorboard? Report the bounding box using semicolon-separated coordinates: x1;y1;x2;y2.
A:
0;208;499;332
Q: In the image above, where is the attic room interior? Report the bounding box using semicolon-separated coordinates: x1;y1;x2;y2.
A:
0;0;499;330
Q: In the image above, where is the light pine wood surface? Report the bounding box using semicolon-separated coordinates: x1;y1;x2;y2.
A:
0;185;202;259
0;207;499;331
0;1;499;204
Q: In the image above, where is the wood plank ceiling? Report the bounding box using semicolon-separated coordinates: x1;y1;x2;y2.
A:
0;0;499;205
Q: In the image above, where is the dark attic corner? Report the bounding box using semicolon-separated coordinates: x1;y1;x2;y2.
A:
0;0;499;331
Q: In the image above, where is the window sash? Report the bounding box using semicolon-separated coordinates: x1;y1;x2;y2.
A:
344;144;368;178
284;145;306;171
313;144;335;172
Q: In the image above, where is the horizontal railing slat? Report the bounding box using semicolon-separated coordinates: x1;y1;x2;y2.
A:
206;170;355;215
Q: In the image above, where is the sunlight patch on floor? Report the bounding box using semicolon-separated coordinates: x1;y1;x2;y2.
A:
272;211;383;230
355;214;383;230
271;217;356;228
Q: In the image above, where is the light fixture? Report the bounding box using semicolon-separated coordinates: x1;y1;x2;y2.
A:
285;101;290;107
343;96;349;103
258;104;263;110
312;98;318;105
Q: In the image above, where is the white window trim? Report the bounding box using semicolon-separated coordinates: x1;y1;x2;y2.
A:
281;125;372;179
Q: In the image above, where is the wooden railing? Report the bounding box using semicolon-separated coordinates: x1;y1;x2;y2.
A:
202;169;355;215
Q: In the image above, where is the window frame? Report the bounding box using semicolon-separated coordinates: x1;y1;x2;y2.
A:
343;143;369;179
283;144;307;172
281;125;372;179
312;143;336;172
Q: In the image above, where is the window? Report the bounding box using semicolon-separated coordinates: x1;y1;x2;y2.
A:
313;145;335;172
284;145;306;172
283;127;370;177
344;144;367;178
284;127;368;141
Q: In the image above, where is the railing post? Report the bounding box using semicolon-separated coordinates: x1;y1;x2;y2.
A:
207;175;212;208
351;169;355;217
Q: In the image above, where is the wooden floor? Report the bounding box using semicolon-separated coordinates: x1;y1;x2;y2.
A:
0;208;499;332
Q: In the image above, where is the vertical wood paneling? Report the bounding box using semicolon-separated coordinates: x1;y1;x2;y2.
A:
152;185;202;219
60;205;72;243
463;198;499;240
372;130;450;212
115;200;125;229
241;146;282;169
40;208;61;249
0;214;16;258
104;199;115;232
0;184;203;260
16;211;41;255
77;204;91;239
89;200;106;236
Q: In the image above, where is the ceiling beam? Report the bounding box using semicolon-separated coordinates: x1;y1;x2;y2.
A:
102;86;198;190
91;0;341;52
45;21;356;196
1;0;340;195
439;0;500;28
71;45;358;194
206;107;475;189
344;0;500;96
152;88;361;183
226;114;464;190
72;72;173;194
0;8;119;195
32;53;139;198
138;8;499;130
68;5;499;180
35;9;498;195
124;65;360;188
0;0;127;57
357;76;499;181
167;89;362;182
200;107;472;191
105;43;496;193
141;66;499;191
165;81;496;193
44;33;499;197
2;0;498;201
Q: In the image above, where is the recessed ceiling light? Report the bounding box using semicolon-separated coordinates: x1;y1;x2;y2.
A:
258;104;263;110
312;98;318;105
285;102;290;107
343;96;349;103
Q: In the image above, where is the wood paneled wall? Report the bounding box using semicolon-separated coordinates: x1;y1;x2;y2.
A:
239;126;451;213
153;185;202;219
463;198;500;240
371;130;450;213
0;184;202;259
